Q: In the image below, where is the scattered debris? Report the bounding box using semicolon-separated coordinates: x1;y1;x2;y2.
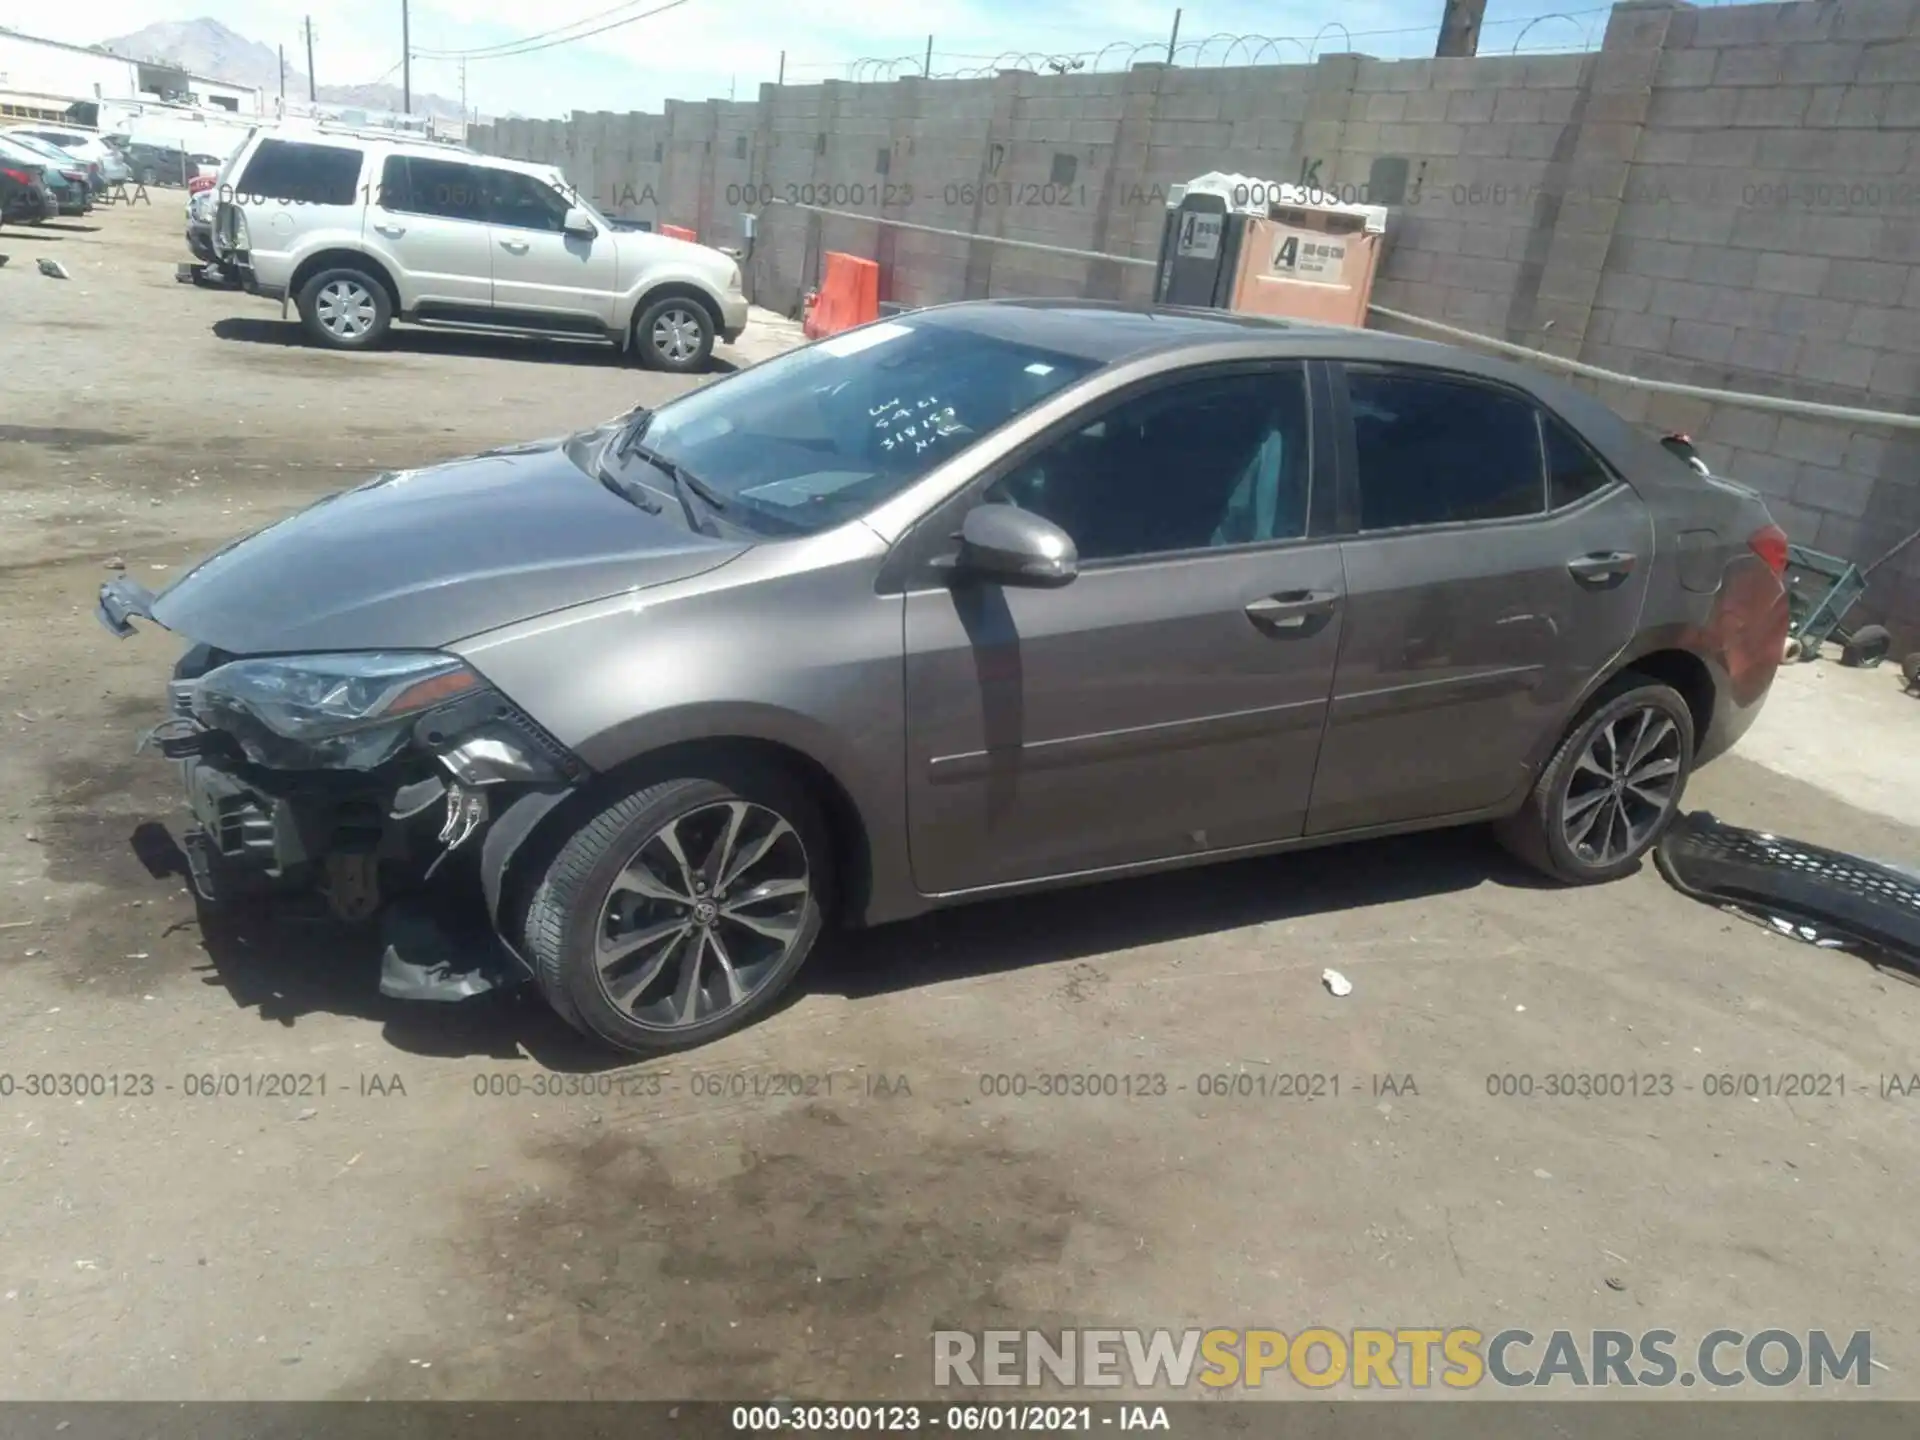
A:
1321;968;1352;997
1605;1276;1626;1291
37;259;69;280
103;557;126;571
1533;1169;1552;1179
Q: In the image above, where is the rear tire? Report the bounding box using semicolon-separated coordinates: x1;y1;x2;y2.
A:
521;762;831;1054
1495;674;1696;884
296;266;392;350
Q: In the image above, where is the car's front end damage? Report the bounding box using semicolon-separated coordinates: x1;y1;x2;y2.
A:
94;420;749;1002
99;590;586;997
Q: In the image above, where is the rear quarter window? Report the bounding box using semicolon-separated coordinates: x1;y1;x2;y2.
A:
235;138;363;205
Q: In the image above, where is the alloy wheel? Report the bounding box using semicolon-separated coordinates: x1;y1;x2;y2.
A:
316;279;377;340
593;800;810;1030
650;305;705;364
1561;705;1683;867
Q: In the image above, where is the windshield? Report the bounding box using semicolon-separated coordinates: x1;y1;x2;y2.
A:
616;317;1101;536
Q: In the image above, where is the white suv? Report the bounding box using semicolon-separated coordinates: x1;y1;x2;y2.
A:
213;131;748;370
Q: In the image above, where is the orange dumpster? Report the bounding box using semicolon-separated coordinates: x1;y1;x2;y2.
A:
803;252;880;339
660;223;698;242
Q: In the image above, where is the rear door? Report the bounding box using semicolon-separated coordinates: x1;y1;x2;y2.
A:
1304;363;1654;835
368;154;493;311
483;166;618;331
901;361;1347;895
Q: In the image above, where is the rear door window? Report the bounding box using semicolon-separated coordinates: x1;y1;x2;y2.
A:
1542;412;1616;509
378;155;484;220
235;138;363;205
1344;367;1546;531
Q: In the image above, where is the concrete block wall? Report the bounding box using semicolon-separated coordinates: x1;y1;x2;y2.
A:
472;0;1920;640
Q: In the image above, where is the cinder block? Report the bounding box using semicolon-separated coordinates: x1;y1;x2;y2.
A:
1729;448;1803;498
1611;310;1675;351
1462;125;1513;159
1777;416;1853;464
1648;87;1741;128
1402;89;1450;123
1706;404;1782;450
1651;278;1719;319
1596;270;1656;312
1771;293;1859;340
1756;251;1832;294
1905;266;1920;309
1873;219;1920;263
1513;125;1573;160
1645;391;1715;435
1885;83;1920;125
1613;235;1700;280
1690;128;1762;167
1671;319;1739;362
1795;463;1879;519
1737;327;1807;375
1734;87;1815;125
1668;206;1739;245
1655;50;1718;87
1695;8;1775;47
1782;41;1868;84
1637;129;1695;165
1822;258;1913;301
1795;340;1880;388
1858;40;1920;83
1868;349;1920;397
1802;214;1883;259
1364;92;1408;123
1729;208;1808;252
1493;90;1547;124
1836;0;1918;42
1447;90;1496;123
1713;46;1787;85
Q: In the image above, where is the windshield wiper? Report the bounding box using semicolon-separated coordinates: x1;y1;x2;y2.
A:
627;441;729;536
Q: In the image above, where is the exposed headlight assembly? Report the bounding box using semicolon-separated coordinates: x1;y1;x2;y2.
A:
190;651;487;771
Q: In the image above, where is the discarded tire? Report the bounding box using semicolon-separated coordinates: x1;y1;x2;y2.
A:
1840;624;1891;668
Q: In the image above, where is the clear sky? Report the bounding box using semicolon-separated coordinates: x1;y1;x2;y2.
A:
0;0;1608;120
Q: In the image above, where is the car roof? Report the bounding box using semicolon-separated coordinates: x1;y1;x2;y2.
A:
914;297;1466;364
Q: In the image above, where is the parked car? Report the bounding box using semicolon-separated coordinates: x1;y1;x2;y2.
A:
6;123;129;186
0;156;54;224
185;180;217;262
210;130;747;369
1;132;94;212
97;301;1792;1054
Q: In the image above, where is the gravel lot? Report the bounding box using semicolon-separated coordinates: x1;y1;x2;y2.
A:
2;201;1918;1403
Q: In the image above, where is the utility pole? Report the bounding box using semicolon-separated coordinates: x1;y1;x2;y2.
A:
278;43;286;99
1166;7;1182;64
459;58;467;121
1435;0;1487;56
923;34;933;77
401;0;412;114
303;17;316;101
777;50;785;86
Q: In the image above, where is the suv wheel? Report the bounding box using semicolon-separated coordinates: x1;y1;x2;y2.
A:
296;267;392;350
1495;674;1695;884
635;295;714;373
522;765;831;1054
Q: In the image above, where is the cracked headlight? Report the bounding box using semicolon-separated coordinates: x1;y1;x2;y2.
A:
190;651;486;770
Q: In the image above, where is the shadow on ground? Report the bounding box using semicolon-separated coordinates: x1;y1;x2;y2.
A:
210;315;738;372
134;817;1553;1069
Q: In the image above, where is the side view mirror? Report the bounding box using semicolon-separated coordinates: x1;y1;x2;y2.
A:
951;503;1078;587
562;206;596;237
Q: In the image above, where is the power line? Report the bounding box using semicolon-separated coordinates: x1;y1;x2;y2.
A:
411;0;695;61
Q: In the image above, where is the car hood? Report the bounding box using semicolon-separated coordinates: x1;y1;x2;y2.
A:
148;429;748;654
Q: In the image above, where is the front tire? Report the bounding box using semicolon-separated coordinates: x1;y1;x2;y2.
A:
522;764;831;1054
1495;674;1696;884
634;294;714;373
296;267;392;350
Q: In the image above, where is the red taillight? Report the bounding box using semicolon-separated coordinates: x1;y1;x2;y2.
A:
1749;524;1789;576
1;167;29;184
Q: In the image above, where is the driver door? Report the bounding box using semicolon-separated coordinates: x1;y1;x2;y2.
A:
483;165;618;331
901;362;1348;896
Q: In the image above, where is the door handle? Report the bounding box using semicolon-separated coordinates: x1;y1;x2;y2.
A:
373;222;405;237
1567;551;1637;584
1245;589;1339;630
500;239;529;254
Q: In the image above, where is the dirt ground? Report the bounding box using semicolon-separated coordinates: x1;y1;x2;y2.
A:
2;200;1919;1404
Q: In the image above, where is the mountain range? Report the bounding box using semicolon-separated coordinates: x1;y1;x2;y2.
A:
98;17;467;120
